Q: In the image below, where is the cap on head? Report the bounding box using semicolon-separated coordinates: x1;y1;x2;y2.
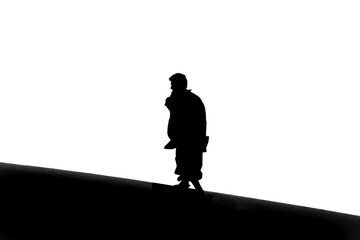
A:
169;73;187;90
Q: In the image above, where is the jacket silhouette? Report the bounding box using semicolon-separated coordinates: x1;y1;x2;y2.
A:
165;73;208;190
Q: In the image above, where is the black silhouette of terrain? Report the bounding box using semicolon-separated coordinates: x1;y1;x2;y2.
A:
0;162;359;239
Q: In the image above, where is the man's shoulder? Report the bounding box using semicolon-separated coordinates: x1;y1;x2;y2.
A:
188;90;203;102
187;90;200;98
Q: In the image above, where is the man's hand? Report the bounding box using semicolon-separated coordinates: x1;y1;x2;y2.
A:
164;140;176;149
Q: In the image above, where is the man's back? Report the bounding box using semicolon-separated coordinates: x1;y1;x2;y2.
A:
166;89;206;147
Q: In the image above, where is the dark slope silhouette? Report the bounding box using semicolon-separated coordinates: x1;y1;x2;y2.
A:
1;162;359;240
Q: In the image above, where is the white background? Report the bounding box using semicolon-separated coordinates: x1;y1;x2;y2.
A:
1;1;359;216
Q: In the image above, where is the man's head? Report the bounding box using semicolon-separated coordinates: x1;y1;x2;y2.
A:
169;73;187;91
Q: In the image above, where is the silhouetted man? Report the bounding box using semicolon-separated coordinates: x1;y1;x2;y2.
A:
165;73;208;191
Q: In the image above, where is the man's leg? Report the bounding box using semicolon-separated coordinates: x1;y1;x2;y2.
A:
190;180;204;192
174;147;186;183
